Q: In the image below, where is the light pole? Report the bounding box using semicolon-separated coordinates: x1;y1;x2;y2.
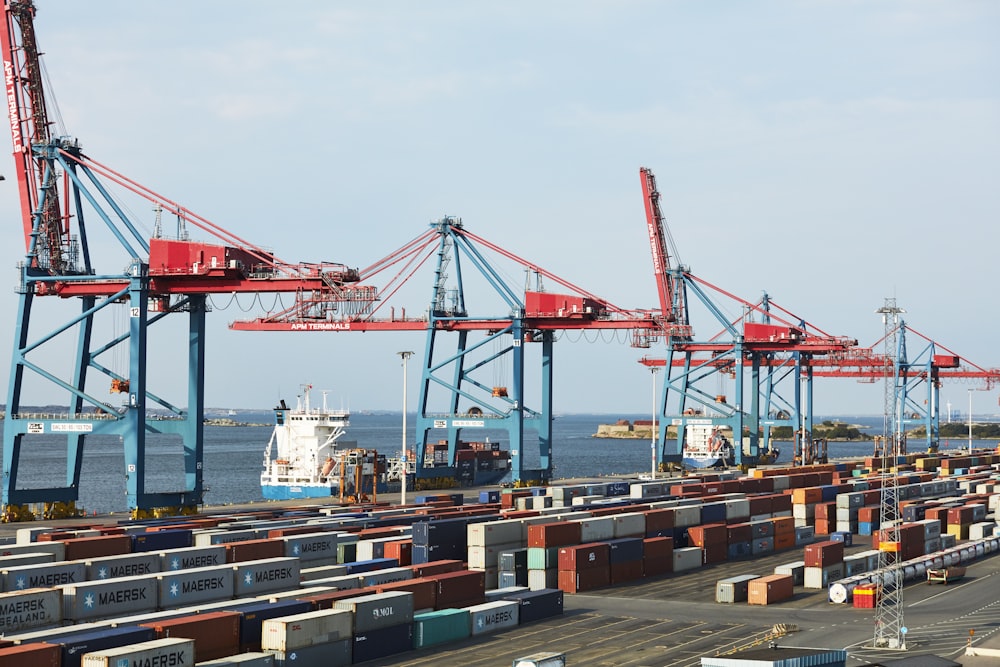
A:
967;389;973;455
650;367;660;479
398;351;415;505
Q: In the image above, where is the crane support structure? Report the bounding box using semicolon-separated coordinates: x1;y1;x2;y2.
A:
1;3;359;519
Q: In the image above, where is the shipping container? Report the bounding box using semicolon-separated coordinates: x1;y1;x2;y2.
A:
225;599;312;652
281;532;340;562
2;561;86;592
513;651;567;667
0;642;61;667
333;590;414;633
159;545;227;572
413;608;471;648
499;587;563;623
672;547;702;572
55;625;156;667
63;536;131;562
747;574;794;605
157;564;234;609
351;622;413;663
557;543;610;571
715;574;760;604
197;654;276;667
264;639;351;667
142;610;240;662
80;637;194;667
260;608;353;651
232;557;300;597
86;553;160;581
803;564;845;589
467;599;519;635
0;553;55;570
131;530;192;553
774;561;805;586
429;569;485;607
557;567;609;594
63;574;158;621
804;540;845;568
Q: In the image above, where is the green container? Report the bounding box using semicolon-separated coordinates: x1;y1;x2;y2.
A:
527;547;559;570
413;608;471;648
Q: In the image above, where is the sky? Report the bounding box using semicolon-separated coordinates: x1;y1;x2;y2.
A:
0;1;997;416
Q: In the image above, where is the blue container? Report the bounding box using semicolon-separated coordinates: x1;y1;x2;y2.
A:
352;622;414;663
501;587;564;624
130;529;193;552
700;502;727;524
448;493;465;506
499;548;528;573
902;504;926;522
345;557;399;574
498;570;528;588
605;538;644;564
670;528;689;549
57;626;157;667
829;531;853;547
727;542;752;559
605;482;630;497
229;599;313;651
411;517;470;546
820;485;839;502
858;522;873;536
479;490;501;504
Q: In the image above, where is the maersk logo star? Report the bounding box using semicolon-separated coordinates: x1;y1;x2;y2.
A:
15;576;26;589
84;593;95;608
293;545;300;555
171;557;181;570
170;582;180;597
98;567;109;579
244;572;254;586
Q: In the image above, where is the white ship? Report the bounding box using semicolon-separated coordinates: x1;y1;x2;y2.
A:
260;384;356;500
682;423;735;468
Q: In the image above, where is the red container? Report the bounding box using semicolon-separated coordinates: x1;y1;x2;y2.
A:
63;534;132;560
410;560;464;578
609;560;643;584
557;542;610;572
225;538;285;563
686;523;727;547
0;643;60;667
527;522;582;548
769;494;792;513
558;567;609;594
143;611;241;662
857;506;879;523
429;570;485;607
377;578;436;611
804;540;844;568
814;519;832;536
643;509;675;533
771;517;794;536
701;543;727;564
727;523;753;544
642;536;673;561
642;556;672;576
747;574;794;605
814;501;837;521
747;496;772;516
383;539;413;566
774;532;795;551
946;506;974;525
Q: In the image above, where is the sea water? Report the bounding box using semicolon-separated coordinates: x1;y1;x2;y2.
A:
0;413;988;513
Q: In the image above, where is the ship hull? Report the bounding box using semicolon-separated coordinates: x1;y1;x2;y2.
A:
261;483;337;500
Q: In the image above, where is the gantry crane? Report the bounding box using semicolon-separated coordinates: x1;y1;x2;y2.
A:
234;216;664;485
638;167;858;468
0;2;360;519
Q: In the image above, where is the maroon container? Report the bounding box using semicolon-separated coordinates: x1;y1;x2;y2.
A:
0;642;60;667
143;611;241;662
686;523;727;547
726;523;753;544
225;538;285;563
557;567;609;594
63;534;132;560
814;501;837;521
747;496;771;516
609;560;643;585
642;556;672;577
701;543;727;564
410;559;464;578
642;536;673;561
804;540;844;568
377;578;436;611
643;509;675;533
527;522;582;548
429;569;485;607
557;542;610;572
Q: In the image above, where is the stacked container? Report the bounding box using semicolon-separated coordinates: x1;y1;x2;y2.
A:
556;543;609;594
260;608;352;667
335;591;415;664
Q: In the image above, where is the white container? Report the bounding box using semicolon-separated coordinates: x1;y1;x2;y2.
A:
261;608;353;651
611;513;646;538
673;547;702;573
82;637;195;667
774;561;805;586
577;517;614;542
467;599;519;635
804;564;844;589
362;566;413;587
468;519;523;547
469;543;521;570
527;568;557;591
0;587;62;633
673;505;701;528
